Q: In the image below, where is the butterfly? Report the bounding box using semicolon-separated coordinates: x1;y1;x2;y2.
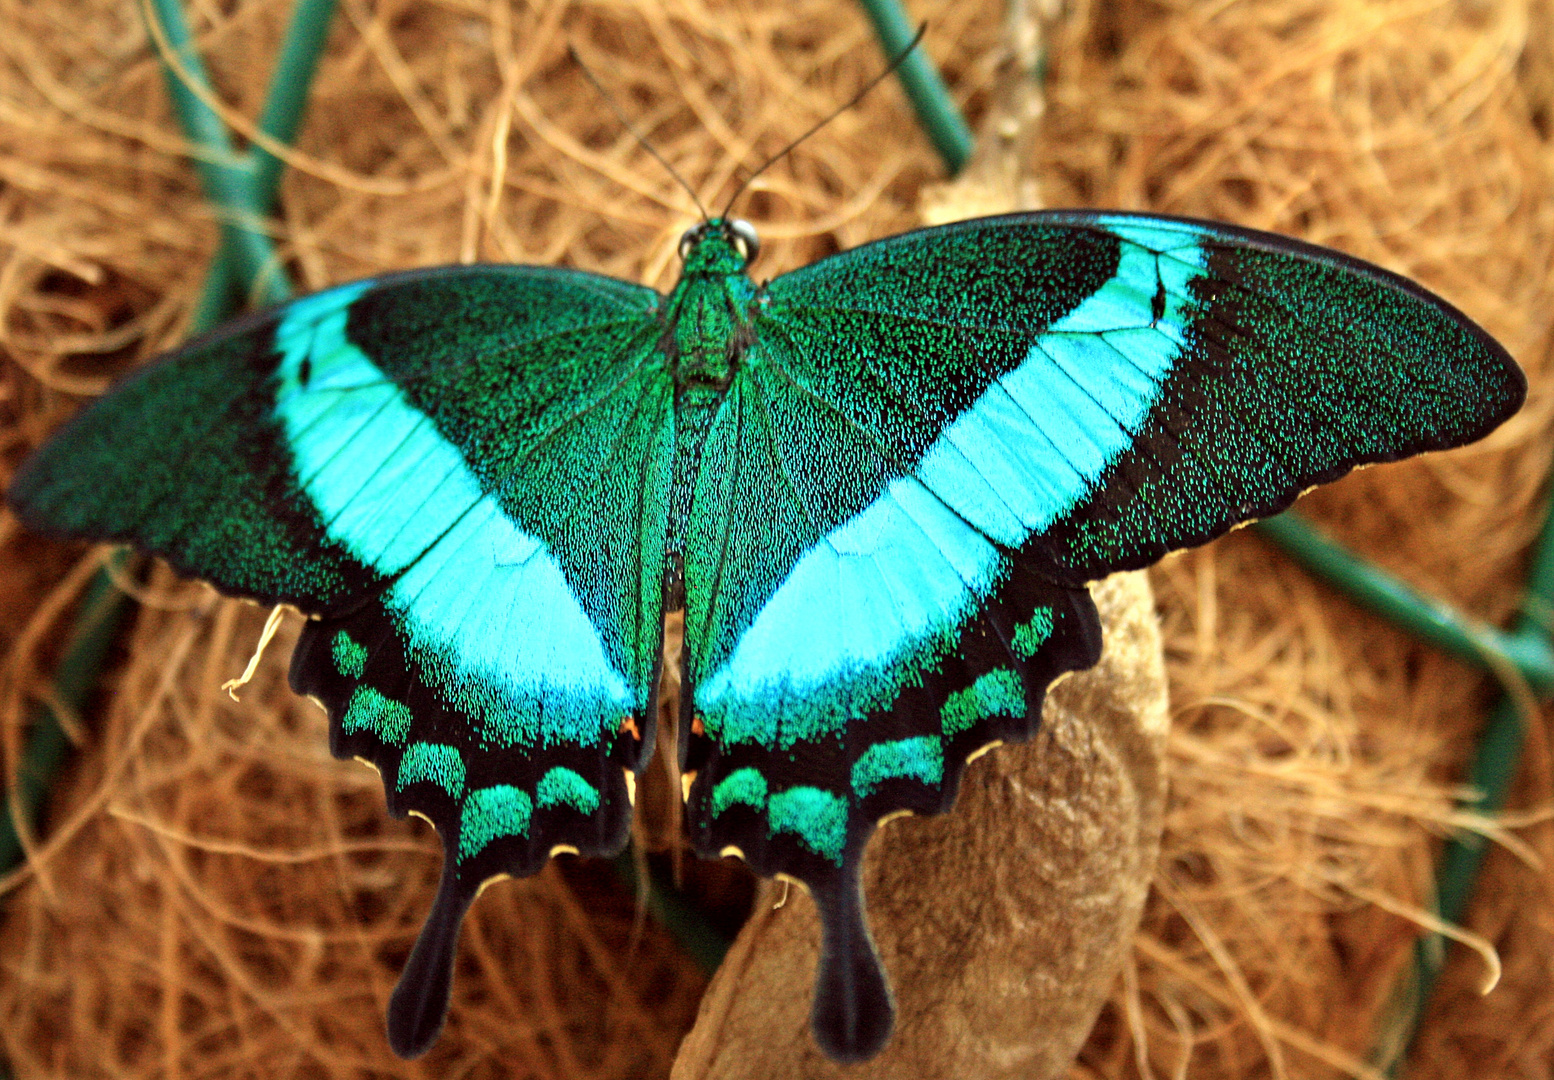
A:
8;210;1524;1063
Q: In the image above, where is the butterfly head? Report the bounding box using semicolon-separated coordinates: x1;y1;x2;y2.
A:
678;218;760;274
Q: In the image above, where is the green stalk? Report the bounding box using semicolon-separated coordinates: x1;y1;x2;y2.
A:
1;0;335;878
0;574;129;873
1389;489;1554;1072
1258;510;1554;1071
251;0;338;208
613;852;732;975
146;0;290;306
1256;514;1554;692
854;0;974;173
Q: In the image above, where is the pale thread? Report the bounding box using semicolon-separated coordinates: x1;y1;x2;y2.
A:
221;605;286;702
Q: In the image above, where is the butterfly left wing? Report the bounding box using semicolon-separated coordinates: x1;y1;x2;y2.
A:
677;211;1522;1061
9;265;676;1057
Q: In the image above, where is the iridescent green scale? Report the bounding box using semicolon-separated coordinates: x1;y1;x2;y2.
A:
8;212;1524;1063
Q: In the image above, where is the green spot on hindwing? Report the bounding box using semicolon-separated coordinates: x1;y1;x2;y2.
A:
767;786;848;864
710;768;768;817
941;668;1025;738
1012;607;1054;660
851;736;944;799
458;784;533;861
534;767;601;814
341;685;412;746
397;742;465;797
331;629;368;678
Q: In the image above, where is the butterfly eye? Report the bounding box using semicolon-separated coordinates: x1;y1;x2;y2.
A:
678;225;704;260
728;219;761;264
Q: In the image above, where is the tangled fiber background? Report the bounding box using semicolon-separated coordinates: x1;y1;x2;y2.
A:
2;0;1552;1076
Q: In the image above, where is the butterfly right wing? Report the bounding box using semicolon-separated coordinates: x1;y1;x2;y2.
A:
9;265;677;1057
675;212;1522;1062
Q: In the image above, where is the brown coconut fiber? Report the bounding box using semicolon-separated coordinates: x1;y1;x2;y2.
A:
2;0;1552;1077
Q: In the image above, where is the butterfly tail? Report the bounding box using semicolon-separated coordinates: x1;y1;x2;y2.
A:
292;599;653;1058
387;865;474;1058
810;859;895;1063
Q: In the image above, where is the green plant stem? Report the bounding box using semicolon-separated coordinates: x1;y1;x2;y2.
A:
185;0;336;317
613;853;731;975
1258;509;1554;1071
1;0;333;879
1256;513;1554;692
1391;490;1554;1073
0;574;129;873
145;0;290;306
855;0;974;174
251;0;337;207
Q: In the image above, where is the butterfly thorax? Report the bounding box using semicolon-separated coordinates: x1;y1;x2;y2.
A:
663;224;760;389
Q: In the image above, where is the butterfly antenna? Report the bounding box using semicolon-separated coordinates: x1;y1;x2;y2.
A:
569;44;710;221
719;22;928;219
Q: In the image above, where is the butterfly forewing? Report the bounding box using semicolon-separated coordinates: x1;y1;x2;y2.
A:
1001;215;1522;579
8;300;388;610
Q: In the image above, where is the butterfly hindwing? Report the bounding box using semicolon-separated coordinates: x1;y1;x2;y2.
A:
291;596;650;1057
682;557;1100;1059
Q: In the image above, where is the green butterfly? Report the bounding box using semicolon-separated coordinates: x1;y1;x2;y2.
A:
9;210;1523;1061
